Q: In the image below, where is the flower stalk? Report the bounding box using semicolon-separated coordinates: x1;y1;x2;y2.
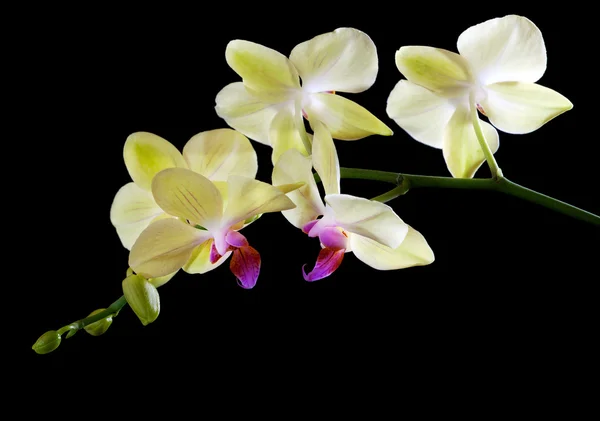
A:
337;168;600;226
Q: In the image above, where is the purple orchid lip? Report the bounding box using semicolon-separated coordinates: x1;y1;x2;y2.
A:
230;245;261;289
226;230;249;248
319;227;348;250
209;241;222;264
302;219;319;234
302;247;345;282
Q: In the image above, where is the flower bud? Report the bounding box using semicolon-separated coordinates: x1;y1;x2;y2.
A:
32;330;61;354
84;309;113;336
122;274;160;326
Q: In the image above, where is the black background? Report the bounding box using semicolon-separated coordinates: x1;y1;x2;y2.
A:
21;4;597;406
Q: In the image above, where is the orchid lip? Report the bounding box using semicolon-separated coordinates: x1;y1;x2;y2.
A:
302;247;345;282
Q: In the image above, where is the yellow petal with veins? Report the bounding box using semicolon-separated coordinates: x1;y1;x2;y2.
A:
311;120;340;196
351;226;434;270
129;218;212;278
325;194;408;249
269;107;309;165
183;128;257;181
123;132;187;191
215;82;279;145
306;93;392;140
290;27;377;94
110;182;166;250
481;82;572;134
223;175;297;227
442;104;499;179
272;149;326;229
226;40;300;102
152;168;223;228
395;46;472;97
183;239;232;274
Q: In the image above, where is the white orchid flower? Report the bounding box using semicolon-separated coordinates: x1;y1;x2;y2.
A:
386;15;573;178
110;129;258;278
273;120;434;281
216;28;393;164
129;168;298;289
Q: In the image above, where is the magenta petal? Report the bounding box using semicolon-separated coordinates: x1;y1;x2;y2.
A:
210;241;222;264
302;219;319;234
319;227;348;250
230;245;261;289
302;247;345;282
226;230;249;248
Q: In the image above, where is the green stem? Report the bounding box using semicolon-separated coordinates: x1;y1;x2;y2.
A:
470;93;503;179
339;168;600;226
68;295;128;332
371;185;408;203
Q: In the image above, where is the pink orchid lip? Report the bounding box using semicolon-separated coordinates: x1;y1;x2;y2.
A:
226;230;249;248
302;247;345;282
319;227;348;250
302;219;319;234
209;241;222;264
230;245;261;289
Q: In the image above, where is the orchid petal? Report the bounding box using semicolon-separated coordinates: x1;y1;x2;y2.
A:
351;226;434;270
183;239;231;274
123;132;187;191
443;104;499;179
290;27;377;94
386;80;456;149
226;40;300;102
302;247;345;282
215;82;279;145
230;245;261;289
305;93;393;140
148;270;179;288
223;175;297;227
272;149;325;229
269;106;309;165
110;182;166;250
152;168;223;227
457;15;546;85
325;194;408;249
312;119;340;195
129;218;212;278
275;182;306;194
183;128;258;181
319;227;348;250
395;46;472;97
481;82;573;134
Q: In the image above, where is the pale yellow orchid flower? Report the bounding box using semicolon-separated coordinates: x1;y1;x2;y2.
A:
128;168;297;289
215;28;393;164
272;120;433;281
110;129;258;277
386;15;573;178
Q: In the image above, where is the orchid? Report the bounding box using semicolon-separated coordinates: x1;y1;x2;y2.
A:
110;129;258;277
215;27;393;163
273;120;434;281
33;16;599;355
128;167;298;289
386;15;573;178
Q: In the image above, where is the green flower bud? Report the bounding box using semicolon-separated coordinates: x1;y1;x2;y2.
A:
84;309;113;336
32;330;61;354
122;274;160;326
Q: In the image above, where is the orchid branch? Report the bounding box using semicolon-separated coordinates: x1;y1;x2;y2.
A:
337;168;600;226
